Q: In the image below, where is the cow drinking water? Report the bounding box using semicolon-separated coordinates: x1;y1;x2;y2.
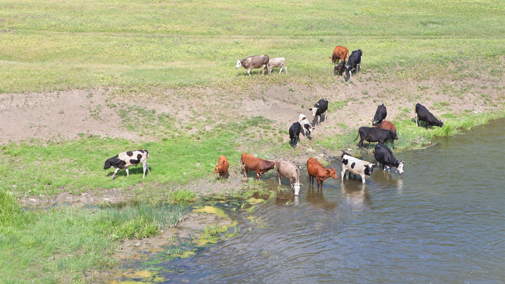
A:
235;55;269;76
374;143;405;174
276;158;302;195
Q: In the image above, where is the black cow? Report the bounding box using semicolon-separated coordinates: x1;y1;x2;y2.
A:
415;103;443;129
334;60;346;76
372;104;387;126
289;122;301;149
345;49;363;77
104;150;151;180
354;127;398;149
308;98;329;125
374;143;405;174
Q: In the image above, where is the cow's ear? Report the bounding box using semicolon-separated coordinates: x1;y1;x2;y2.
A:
308;108;312;111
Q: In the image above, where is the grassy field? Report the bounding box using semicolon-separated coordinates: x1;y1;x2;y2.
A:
1;0;505;282
1;0;505;92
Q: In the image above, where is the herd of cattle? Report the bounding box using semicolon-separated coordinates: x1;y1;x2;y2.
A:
235;45;363;77
103;45;446;196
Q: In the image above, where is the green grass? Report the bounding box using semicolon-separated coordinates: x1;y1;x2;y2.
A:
1;0;505;92
0;191;186;282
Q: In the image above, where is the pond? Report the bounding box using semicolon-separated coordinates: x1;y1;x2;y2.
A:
141;118;505;283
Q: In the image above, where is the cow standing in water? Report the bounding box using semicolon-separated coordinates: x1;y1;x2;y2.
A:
276;158;302;195
306;157;338;190
374;143;405;174
240;153;276;180
341;152;376;184
235;55;269;76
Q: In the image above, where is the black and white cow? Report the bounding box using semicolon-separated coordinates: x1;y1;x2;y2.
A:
104;150;151;180
298;114;314;136
341;151;376;184
415;103;443;129
334;60;346;76
308;98;328;125
289;122;301;149
235;55;269;76
372;104;387;126
354;127;398;149
345;49;363;77
374;143;405;174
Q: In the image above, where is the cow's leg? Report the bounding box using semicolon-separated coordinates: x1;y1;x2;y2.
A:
416;114;418;127
284;65;288;74
278;171;281;185
125;168;129;178
247;69;252;76
426;123;429;130
341;169;346;180
361;173;367;184
111;168;120;180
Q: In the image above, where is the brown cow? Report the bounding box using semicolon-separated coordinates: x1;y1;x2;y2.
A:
241;153;276;180
373;120;397;133
329;46;349;64
214;155;229;181
306;157;338;190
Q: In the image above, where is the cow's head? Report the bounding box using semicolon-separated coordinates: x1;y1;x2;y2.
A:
329;167;339;179
397;161;405;174
213;164;221;174
293;182;301;196
390;130;398;140
437;120;444;127
235;60;242;69
308;107;318;117
364;164;376;177
104;158;112;170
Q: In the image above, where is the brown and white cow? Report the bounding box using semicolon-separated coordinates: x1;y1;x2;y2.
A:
104;150;150;180
306;157;338;190
275;158;302;195
263;57;287;75
341;152;376;184
329;46;349;64
214;155;229;181
236;55;269;76
241;153;276;180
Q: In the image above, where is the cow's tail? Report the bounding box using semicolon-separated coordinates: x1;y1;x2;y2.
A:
345;50;349;60
353;130;360;142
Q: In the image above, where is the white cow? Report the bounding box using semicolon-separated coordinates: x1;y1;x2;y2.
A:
263;57;287;75
341;152;376;184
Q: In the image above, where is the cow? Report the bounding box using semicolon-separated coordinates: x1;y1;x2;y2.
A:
289;122;301;149
240;153;276;180
345;49;363;77
104;150;150;180
334;60;346;76
214;155;229;181
298;114;314;136
415;103;444;129
235;55;269;76
263;57;287;75
276;158;302;195
308;98;328;125
374;143;405;174
354;127;398;149
373;120;397;132
372;104;387;126
341;152;376;184
306;157;338;190
329;46;349;64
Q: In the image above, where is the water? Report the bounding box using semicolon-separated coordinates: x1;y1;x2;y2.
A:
153;119;505;283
